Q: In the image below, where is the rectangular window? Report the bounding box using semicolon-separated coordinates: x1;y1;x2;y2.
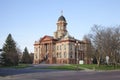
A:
52;45;54;50
60;52;61;58
70;44;72;50
70;52;73;58
60;45;61;50
64;52;66;58
35;48;38;52
57;53;58;58
57;46;59;50
64;45;66;50
36;55;37;59
47;45;49;50
60;45;62;50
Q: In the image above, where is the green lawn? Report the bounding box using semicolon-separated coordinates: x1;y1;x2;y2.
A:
1;64;120;70
46;64;120;70
78;64;120;70
0;64;30;69
12;64;30;69
47;65;83;70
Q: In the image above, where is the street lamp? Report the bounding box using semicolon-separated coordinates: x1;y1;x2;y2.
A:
75;41;80;71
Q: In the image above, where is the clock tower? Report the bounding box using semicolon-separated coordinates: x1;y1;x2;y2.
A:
54;15;68;39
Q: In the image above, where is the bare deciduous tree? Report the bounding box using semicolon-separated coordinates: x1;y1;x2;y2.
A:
89;25;120;66
83;35;93;64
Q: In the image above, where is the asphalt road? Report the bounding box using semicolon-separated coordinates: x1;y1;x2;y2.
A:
0;64;66;76
0;64;120;80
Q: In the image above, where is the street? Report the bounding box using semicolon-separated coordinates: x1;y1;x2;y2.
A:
0;64;120;80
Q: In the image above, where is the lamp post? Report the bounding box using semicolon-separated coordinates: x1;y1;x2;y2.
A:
75;41;79;71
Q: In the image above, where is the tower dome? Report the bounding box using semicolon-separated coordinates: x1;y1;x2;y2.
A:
58;15;66;22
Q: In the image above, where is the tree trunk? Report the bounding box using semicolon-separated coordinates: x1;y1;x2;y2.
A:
97;57;100;67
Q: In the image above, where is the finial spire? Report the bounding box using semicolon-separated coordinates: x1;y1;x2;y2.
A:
61;10;63;15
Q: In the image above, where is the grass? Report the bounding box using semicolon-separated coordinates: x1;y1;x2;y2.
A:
34;64;120;70
95;65;120;70
0;64;30;69
77;64;120;70
12;64;30;69
1;63;120;70
47;65;82;70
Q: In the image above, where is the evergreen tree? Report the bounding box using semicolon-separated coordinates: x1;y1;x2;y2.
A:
1;34;19;66
22;47;31;64
30;53;34;63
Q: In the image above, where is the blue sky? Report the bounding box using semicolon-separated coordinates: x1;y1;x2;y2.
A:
0;0;120;52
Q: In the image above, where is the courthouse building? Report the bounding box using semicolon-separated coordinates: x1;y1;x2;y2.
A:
33;14;91;64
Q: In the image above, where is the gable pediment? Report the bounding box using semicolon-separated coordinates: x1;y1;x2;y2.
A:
40;35;54;42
